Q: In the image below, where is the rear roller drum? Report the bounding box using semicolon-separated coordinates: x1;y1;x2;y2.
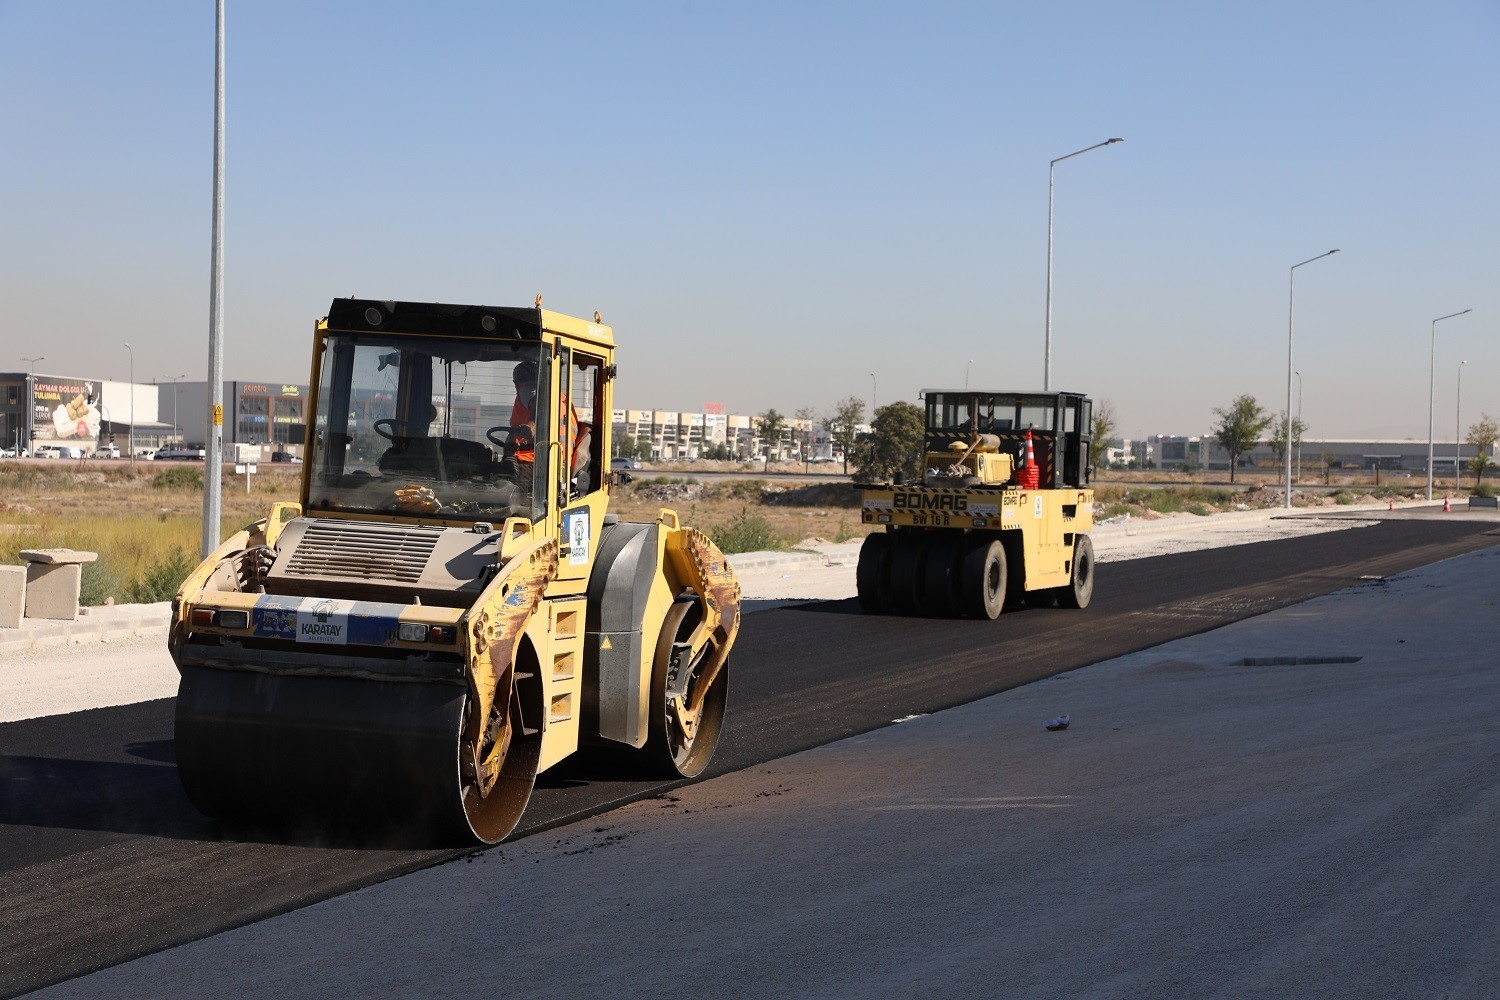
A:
960;539;1006;620
856;532;892;613
643;599;728;778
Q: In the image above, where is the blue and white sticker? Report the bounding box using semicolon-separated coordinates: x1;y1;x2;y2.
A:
252;594;405;646
565;509;590;566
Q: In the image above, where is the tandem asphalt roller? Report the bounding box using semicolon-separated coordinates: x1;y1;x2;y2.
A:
171;298;739;844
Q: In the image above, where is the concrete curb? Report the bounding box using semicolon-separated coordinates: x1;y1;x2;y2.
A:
727;550;830;572
1090;501;1433;539
0;602;172;654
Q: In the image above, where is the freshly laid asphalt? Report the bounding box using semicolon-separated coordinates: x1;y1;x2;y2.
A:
15;508;1500;999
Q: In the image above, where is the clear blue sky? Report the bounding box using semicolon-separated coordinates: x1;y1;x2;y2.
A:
3;1;1496;440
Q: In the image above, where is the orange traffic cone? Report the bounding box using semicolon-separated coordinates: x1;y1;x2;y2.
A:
1018;429;1040;489
1443;494;1451;512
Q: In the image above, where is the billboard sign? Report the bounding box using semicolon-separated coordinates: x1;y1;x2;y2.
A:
31;377;100;443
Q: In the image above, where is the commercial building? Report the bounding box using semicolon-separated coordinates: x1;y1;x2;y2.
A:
0;372;168;456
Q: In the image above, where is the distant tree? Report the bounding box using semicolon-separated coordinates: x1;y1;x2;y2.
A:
1467;413;1498;484
703;442;730;461
825;396;866;475
616;433;651;461
1212;394;1273;484
1268;413;1308;465
1090;399;1117;477
856;401;925;483
757;409;786;461
795;405;817;470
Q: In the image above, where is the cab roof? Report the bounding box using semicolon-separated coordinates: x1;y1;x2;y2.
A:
323;298;616;350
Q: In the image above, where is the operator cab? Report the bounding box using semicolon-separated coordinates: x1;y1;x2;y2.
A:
923;390;1094;488
303;299;607;523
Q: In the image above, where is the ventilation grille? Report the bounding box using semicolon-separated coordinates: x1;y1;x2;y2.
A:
282;520;441;583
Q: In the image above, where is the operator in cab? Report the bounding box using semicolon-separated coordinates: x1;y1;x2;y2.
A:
506;359;591;488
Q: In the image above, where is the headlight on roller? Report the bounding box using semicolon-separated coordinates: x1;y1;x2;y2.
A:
191;608;249;629
217;610;250;630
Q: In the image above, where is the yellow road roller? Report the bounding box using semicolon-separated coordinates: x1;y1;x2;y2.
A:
856;390;1095;618
170;298;739;844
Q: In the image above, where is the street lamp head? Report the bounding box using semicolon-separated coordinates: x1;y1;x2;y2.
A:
1106;137;1124;144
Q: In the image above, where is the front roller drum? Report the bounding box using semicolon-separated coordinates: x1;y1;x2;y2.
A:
175;666;541;845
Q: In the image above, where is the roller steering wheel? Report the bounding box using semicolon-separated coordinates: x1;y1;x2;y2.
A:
486;425;522;449
373;418;408;441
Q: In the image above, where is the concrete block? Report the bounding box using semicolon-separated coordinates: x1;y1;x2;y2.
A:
0;565;24;629
25;562;82;621
18;548;98;566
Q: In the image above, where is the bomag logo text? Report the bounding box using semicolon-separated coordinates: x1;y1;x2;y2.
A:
894;493;968;512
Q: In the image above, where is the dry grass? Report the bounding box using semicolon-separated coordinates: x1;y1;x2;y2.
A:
0;464;865;604
2;459;1457;605
0;464;303;605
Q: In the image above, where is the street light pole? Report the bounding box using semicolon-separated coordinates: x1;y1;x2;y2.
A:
18;357;43;457
123;342;135;468
1294;370;1302;484
965;359;974;390
203;0;227;558
869;372;877;414
1045;137;1123;391
1284;249;1339;509
1427;309;1471;500
1456;360;1467;490
163;374;186;443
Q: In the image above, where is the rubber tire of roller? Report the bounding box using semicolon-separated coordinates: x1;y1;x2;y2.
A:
961;539;1006;620
856;532;892;613
1056;534;1095;610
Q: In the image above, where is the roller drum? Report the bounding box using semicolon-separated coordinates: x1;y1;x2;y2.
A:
175;666;481;843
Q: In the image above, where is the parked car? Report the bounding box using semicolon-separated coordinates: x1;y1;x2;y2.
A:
135;449;157;460
610;456;642;470
35;444;84;459
270;450;303;464
155;447;207;461
91;445;121;459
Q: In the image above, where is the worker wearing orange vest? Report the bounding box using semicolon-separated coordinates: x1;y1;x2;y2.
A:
508;359;590;479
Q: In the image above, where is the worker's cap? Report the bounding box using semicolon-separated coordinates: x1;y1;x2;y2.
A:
513;360;538;384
